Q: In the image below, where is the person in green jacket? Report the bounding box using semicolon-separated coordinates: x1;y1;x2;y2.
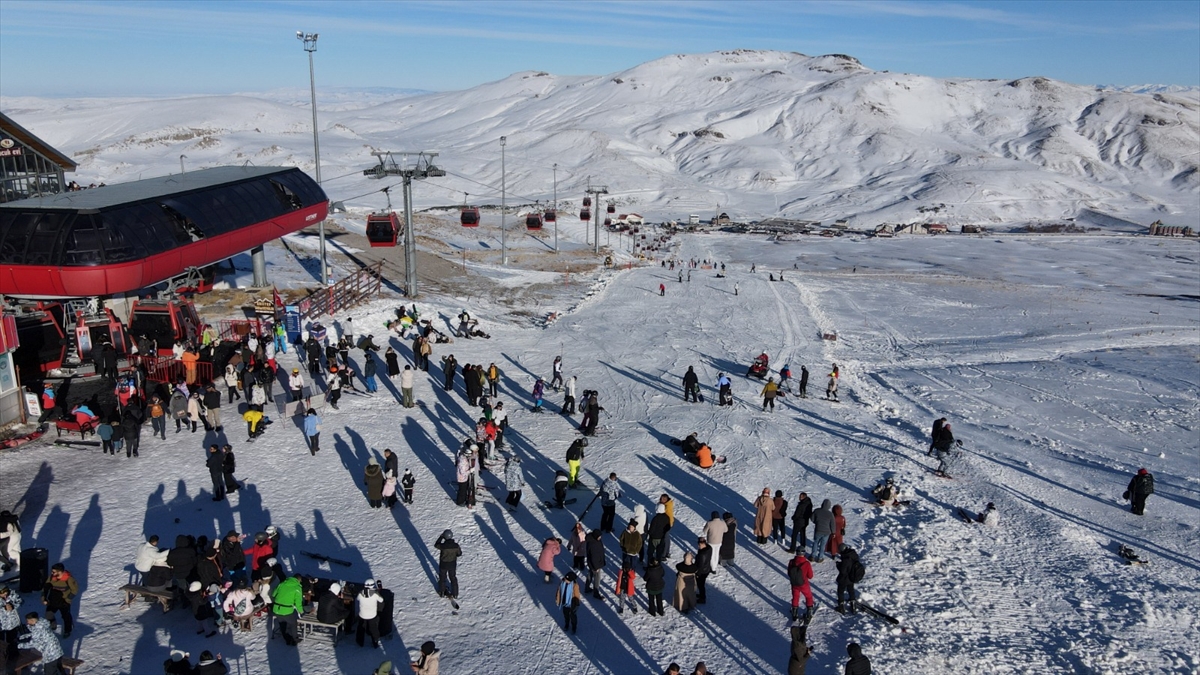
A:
271;575;305;646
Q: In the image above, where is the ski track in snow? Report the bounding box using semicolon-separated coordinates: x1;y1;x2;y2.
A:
0;232;1197;674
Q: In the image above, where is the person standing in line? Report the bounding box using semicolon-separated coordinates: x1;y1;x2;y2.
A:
772;490;789;545
694;537;713;604
568;522;588;571
672;552;697;614
599;473;622;533
753;488;773;545
644;559;665;616
486;362;501;398
441;354;458;392
810;499;835;563
206;445;226;502
789;492;813;553
364;457;385;509
1125;468;1155;515
356;579;384;649
41;563;78;639
787;551;815;622
619;520;643;571
203;382;222;432
383;449;399;509
222;444;240;495
835;545;862;614
614;560;638;615
434;530;461;600
556;571;581;633
827;504;846;558
647;504;671;565
304;409;322;456
401;469;416;505
719;512;738;567
401;365;416;408
585;530;606;600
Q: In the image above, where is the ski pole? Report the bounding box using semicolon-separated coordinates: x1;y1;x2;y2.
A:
576;491;602;525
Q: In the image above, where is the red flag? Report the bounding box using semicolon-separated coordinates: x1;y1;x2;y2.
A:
273;286;283;308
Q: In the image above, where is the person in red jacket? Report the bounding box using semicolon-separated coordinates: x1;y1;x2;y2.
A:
787;552;814;622
242;532;276;573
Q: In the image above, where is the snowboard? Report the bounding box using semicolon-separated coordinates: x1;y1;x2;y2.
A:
300;550;352;567
1118;544;1148;566
857;601;907;631
541;498;578;510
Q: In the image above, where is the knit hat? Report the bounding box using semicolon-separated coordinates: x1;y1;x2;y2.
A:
170;650;187;662
1138;468;1148;475
421;640;436;655
188;581;202;592
368;456;379;466
329;582;342;595
656;503;666;514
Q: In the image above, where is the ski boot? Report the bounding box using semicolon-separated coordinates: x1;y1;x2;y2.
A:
790;606;799;621
848;601;858;614
835;602;845;614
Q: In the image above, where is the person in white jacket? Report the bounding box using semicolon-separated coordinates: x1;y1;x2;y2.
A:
134;535;172;588
223;579;258;631
0;510;21;573
288;368;306;414
356;579;385;648
631;504;649;565
400;365;416;408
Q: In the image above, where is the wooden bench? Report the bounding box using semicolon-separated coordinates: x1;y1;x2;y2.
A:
12;650;84;674
296;611;343;644
120;583;173;611
54;419;96;439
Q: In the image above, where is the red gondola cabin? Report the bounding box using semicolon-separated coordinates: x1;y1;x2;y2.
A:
460;207;480;227
366;211;400;247
525;213;543;230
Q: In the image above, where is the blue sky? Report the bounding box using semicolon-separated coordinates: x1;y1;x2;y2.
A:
1;0;1197;97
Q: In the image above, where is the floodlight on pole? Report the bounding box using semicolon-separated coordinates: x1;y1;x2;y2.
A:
500;136;507;266
552;163;558;253
297;30;327;285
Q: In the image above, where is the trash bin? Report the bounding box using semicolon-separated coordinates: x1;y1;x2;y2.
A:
19;547;48;593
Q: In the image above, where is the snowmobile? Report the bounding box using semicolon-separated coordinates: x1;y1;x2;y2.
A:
746;353;769;379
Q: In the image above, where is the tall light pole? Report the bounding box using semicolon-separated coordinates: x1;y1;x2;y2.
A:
179;155;187;174
297;30;328;285
500;136;507;266
552;163;558;252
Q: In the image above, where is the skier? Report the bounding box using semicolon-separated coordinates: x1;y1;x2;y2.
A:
760;377;780;411
789;492;813;553
716;373;733;406
492;401;508;449
825;364;839;401
566;437;587;488
614;560;638;615
873;479;901;507
599;473;622;533
556;571;582;633
835;545;864;614
581;391;602;436
928;417;947;457
1124;468;1155;515
695;537;714;604
562;375;577;415
304;409;321;456
672;552;697;614
772;490;789;544
206;445;226;502
455;446;478;508
734;283;739;296
719;512;737;567
504;455;525;510
434;530;461;600
932;422;958;476
798;365;809;398
682;366;700;402
550;356;564;390
585;530;606;599
810;499;835;562
753;488;773;545
356;579;385;648
531;378;546;412
844;643;872;675
644;559;666;616
787;551;815;621
401;469;416;505
972;502;1000;526
538;537;562;583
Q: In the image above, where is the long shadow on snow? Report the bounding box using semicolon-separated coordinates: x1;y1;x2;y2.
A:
12;461;53;536
400;417;457;501
685;584;789;675
63;493;102;603
599;360;677;400
788;408;926;471
790;458;867;505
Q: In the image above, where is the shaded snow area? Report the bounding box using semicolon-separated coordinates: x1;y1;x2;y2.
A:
2;233;1198;675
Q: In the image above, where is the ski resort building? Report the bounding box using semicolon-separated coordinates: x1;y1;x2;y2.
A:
0;111;77;204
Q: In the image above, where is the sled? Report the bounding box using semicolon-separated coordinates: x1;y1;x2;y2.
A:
0;423;48;449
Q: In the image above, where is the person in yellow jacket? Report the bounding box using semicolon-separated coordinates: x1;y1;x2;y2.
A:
658;493;676;558
760;377;780;411
243;408;264;439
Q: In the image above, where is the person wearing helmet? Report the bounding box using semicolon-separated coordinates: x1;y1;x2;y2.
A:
455;446;478;508
356;579;385;648
288;368;305;408
565;437;587;488
326;364;343;410
434;531;462;600
531;378;545;412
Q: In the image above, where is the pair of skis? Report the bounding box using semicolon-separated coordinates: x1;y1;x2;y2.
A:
299;550;352;567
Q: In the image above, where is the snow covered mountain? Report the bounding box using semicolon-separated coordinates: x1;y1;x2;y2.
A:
4;49;1197;227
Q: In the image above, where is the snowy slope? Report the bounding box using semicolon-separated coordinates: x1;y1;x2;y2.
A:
3;49;1197;228
1;230;1197;675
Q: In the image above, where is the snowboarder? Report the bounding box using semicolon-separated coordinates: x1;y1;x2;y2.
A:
672;552;697;614
810;499;834;562
789;492;813;553
566;438;587;488
716;373;733;406
835;545;864;613
844;642;872;675
356;579;385;648
753;488;773;545
682;366;700;402
825;364;839;401
599;473;622;533
504;455;525;509
779;364;792;392
695;537;714;604
556;571;582;633
538;538;562;583
585;530;606;599
772;490;789;544
760;377;780;411
1125;468;1155;515
550;356;564;390
435;530;461;599
304;409;321;456
364;457;385;508
401;469;416;505
644;559;666;616
798;365;809;398
787;551;815;621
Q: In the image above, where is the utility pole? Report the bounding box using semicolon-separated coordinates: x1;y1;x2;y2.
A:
552;163;558;253
363;151;445;298
586;184;609;254
297;31;327;285
500;136;507;266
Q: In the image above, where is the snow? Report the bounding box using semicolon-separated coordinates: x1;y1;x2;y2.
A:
2;228;1198;675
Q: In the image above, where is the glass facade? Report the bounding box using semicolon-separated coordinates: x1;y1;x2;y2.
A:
0;132;68;204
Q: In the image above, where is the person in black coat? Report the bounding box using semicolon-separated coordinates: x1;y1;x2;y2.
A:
441;355;458;392
789;492;813;553
122;401;143;457
193;650;228;675
1125;468;1155;515
196;545;223;591
382;449;399;508
316;582;351;628
644;559;666;616
222;445;239;494
203;384;222;431
646;506;672;565
694;538;713;603
844;642;871;675
206;445;226;502
585;530;606;599
385;347;400;378
682;366;700;402
835;545;861;613
219;530;247;584
798;365;809;398
304;337;322;376
167;535;198;586
928;417;947;456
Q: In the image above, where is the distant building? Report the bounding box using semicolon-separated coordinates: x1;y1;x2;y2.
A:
1148;220;1195;237
925;223;948;234
616;213;643;226
0;111;77;204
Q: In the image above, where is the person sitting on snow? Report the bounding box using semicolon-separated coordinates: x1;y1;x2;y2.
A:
974;503;999;526
872;478;901;506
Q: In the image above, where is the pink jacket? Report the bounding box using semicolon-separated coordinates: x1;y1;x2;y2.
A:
538;539;561;573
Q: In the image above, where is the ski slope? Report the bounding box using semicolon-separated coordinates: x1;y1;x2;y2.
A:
1;232;1198;674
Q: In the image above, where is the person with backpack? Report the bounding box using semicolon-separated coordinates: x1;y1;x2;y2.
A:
1124;468;1155;515
556;571;582;633
835;545;864;614
787;552;815;621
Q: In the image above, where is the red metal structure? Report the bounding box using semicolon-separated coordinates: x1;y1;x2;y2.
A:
128;299;202;354
579;208;591;221
0;166;328;298
525;212;544;230
543;209;557;223
366;211;401;247
461;206;480;227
